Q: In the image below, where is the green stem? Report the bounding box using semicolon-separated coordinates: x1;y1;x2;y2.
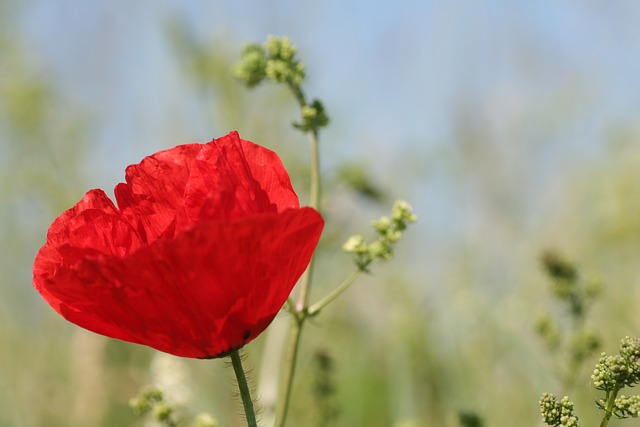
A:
273;134;320;427
308;269;362;316
287;82;307;109
230;349;258;427
273;85;322;427
307;130;320;211
599;386;621;427
295;130;320;311
273;316;303;427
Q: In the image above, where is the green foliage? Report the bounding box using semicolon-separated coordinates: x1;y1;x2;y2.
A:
536;250;602;390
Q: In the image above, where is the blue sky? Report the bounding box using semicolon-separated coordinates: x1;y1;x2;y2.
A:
22;1;640;148
13;1;640;287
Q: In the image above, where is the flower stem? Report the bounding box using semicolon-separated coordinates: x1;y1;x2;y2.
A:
273;85;322;427
308;269;362;316
287;81;307;110
308;130;321;211
273;316;303;427
230;349;258;427
295;130;320;311
599;387;621;427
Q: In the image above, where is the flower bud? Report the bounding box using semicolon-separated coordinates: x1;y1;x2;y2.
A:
392;200;417;223
234;44;267;87
152;402;173;422
342;235;367;254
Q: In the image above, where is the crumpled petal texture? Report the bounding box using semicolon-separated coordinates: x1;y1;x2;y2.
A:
33;131;324;358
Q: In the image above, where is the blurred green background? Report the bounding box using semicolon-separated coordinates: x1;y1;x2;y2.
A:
3;1;640;426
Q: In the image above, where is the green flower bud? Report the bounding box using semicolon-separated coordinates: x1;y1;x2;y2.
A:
344;200;415;269
591;338;640;391
368;240;393;261
264;35;297;60
342;235;367;254
265;59;291;83
614;394;640;418
234;43;267;88
129;396;151;415
386;230;402;243
291;62;306;85
539;393;579;427
392;200;417;224
152;402;173;422
129;387;164;415
293;99;329;131
371;216;392;234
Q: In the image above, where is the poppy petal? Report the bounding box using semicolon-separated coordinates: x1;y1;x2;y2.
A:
33;132;324;358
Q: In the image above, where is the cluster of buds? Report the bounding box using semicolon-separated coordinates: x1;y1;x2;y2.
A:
610;394;640;418
130;387;177;426
294;99;329;132
539;393;579;427
592;337;640;391
234;36;305;87
343;200;417;271
540;250;602;318
591;337;640;420
234;36;328;132
129;387;218;427
536;250;602;390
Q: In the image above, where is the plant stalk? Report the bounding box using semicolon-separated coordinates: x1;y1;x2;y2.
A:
308;269;362;316
599;387;620;427
273;99;321;426
230;349;258;427
273;317;303;427
295;129;320;311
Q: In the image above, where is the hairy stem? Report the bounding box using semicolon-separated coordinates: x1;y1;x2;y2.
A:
230;350;258;427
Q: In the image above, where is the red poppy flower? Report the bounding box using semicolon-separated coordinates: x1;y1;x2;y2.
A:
33;131;323;358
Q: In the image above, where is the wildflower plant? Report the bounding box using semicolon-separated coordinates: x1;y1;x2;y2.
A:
33;35;415;427
536;250;602;390
541;337;640;427
537;252;640;427
234;35;415;426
